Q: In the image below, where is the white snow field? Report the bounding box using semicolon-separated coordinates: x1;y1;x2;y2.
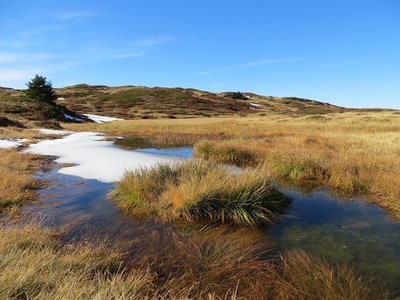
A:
83;114;124;123
0;138;28;149
26;132;181;182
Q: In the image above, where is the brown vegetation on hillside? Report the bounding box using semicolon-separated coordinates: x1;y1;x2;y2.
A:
56;84;349;119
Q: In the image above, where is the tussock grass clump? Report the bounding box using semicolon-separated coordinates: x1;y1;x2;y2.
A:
0;149;42;212
111;160;289;226
195;139;260;166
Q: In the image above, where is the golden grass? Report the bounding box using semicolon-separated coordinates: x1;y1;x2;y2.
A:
0;223;271;299
195;131;400;217
0;149;43;212
67;111;400;217
0;127;51;140
111;160;289;226
0;223;387;300
0;127;67;213
0;223;150;299
65;110;400;137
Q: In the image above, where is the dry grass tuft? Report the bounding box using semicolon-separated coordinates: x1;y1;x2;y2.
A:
111;160;289;226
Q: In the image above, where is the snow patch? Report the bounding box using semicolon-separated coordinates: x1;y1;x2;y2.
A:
83;114;124;123
37;129;75;135
249;103;262;107
25;132;182;183
0;138;28;149
64;114;83;122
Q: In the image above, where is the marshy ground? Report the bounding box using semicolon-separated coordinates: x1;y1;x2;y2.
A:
1;109;399;299
68;110;400;218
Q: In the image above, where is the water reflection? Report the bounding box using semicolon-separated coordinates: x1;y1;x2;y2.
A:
268;188;400;292
133;147;193;158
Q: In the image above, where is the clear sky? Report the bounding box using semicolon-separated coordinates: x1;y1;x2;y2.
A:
1;0;399;108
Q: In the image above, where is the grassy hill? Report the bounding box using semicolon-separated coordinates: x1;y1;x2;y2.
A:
0;88;88;128
55;84;349;119
1;84;391;128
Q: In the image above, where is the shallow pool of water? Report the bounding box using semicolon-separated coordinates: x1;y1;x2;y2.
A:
19;144;194;241
20;168;146;242
268;187;400;292
133;147;193;158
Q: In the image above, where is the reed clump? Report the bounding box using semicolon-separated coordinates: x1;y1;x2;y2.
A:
111;160;289;226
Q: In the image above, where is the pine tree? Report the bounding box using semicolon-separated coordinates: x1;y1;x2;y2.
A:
25;75;57;103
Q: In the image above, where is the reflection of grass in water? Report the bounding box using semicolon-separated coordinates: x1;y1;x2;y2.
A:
114;136;157;150
275;224;400;288
114;135;191;150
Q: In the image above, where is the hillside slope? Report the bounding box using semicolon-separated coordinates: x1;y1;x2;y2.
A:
0;88;87;128
55;84;349;119
2;84;389;125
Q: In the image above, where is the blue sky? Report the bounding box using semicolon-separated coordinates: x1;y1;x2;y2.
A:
1;0;399;108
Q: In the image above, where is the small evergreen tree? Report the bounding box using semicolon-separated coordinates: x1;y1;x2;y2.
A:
229;91;247;100
25;75;57;103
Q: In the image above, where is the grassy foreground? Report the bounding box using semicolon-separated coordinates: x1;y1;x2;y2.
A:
0;223;387;300
67;110;400;218
111;160;289;226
